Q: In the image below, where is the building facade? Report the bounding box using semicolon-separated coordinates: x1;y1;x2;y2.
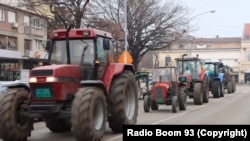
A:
0;2;48;81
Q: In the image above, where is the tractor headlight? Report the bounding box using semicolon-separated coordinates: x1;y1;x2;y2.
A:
29;77;37;83
46;77;58;82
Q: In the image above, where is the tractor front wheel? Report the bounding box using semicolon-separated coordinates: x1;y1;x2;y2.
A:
172;96;179;113
202;77;209;103
211;81;221;98
0;88;33;141
178;86;187;110
71;87;107;141
143;95;150;112
108;70;138;132
193;83;203;105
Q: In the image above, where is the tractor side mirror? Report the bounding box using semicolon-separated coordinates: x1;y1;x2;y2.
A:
178;76;186;82
103;39;110;50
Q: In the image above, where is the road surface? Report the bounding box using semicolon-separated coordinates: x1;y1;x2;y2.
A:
0;84;249;141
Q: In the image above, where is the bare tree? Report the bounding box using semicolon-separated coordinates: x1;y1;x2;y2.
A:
19;0;91;29
92;0;189;71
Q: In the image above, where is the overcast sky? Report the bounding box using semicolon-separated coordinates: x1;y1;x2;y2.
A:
176;0;250;38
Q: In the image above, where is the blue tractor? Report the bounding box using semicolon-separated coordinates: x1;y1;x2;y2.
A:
204;62;225;98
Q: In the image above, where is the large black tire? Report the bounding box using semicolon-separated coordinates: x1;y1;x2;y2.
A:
193;83;202;105
0;88;33;141
211;81;221;98
232;76;236;93
227;81;233;94
143;95;150;112
71;87;107;141
220;81;225;97
202;77;209;103
108;70;138;132
150;99;159;110
172;96;179;113
45;119;71;133
178;86;187;110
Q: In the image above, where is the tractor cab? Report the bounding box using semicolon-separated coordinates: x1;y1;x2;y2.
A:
204;62;219;77
176;57;203;81
47;27;114;80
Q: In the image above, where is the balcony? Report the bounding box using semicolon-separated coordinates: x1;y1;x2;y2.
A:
23;26;45;37
29;50;49;59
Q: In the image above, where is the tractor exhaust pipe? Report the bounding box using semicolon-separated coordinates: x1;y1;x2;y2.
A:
66;24;72;64
182;54;187;73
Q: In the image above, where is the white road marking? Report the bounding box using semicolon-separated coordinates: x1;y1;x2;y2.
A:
106;94;234;141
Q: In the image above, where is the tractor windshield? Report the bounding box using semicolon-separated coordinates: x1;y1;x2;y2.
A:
50;39;94;65
177;61;199;79
205;63;215;76
152;68;171;82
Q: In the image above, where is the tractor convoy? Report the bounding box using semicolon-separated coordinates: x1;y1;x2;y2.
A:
0;25;237;141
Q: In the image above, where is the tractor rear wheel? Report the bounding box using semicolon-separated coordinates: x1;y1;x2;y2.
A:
45;119;71;133
232;76;236;93
220;82;225;97
108;70;138;132
172;96;179;113
193;83;202;105
143;95;150;112
71;87;107;141
0;88;33;141
227;82;233;94
178;86;187;110
211;81;221;98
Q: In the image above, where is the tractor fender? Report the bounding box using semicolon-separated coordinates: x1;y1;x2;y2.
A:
80;80;108;96
102;63;135;91
218;73;224;82
198;73;207;82
0;80;29;91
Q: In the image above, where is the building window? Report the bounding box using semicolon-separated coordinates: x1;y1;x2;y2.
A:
31;17;42;28
0;36;7;49
0;8;5;21
178;43;184;48
8;11;16;23
244;50;250;61
24;15;30;26
35;40;43;51
24;39;31;50
8;37;17;49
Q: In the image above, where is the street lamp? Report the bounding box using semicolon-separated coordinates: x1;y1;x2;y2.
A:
186;10;216;57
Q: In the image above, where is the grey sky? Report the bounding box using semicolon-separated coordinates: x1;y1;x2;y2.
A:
177;0;250;38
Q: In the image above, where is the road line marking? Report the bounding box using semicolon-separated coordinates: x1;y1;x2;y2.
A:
106;94;234;141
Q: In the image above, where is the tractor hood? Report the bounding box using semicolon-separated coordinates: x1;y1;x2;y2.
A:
30;64;81;78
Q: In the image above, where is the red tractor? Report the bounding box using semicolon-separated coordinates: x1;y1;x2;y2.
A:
143;66;187;113
0;26;138;141
175;54;209;105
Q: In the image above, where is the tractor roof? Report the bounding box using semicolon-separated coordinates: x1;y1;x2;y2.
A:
50;28;113;39
205;62;219;65
175;57;201;61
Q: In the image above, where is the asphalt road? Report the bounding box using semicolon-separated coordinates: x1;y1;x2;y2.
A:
0;84;249;141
